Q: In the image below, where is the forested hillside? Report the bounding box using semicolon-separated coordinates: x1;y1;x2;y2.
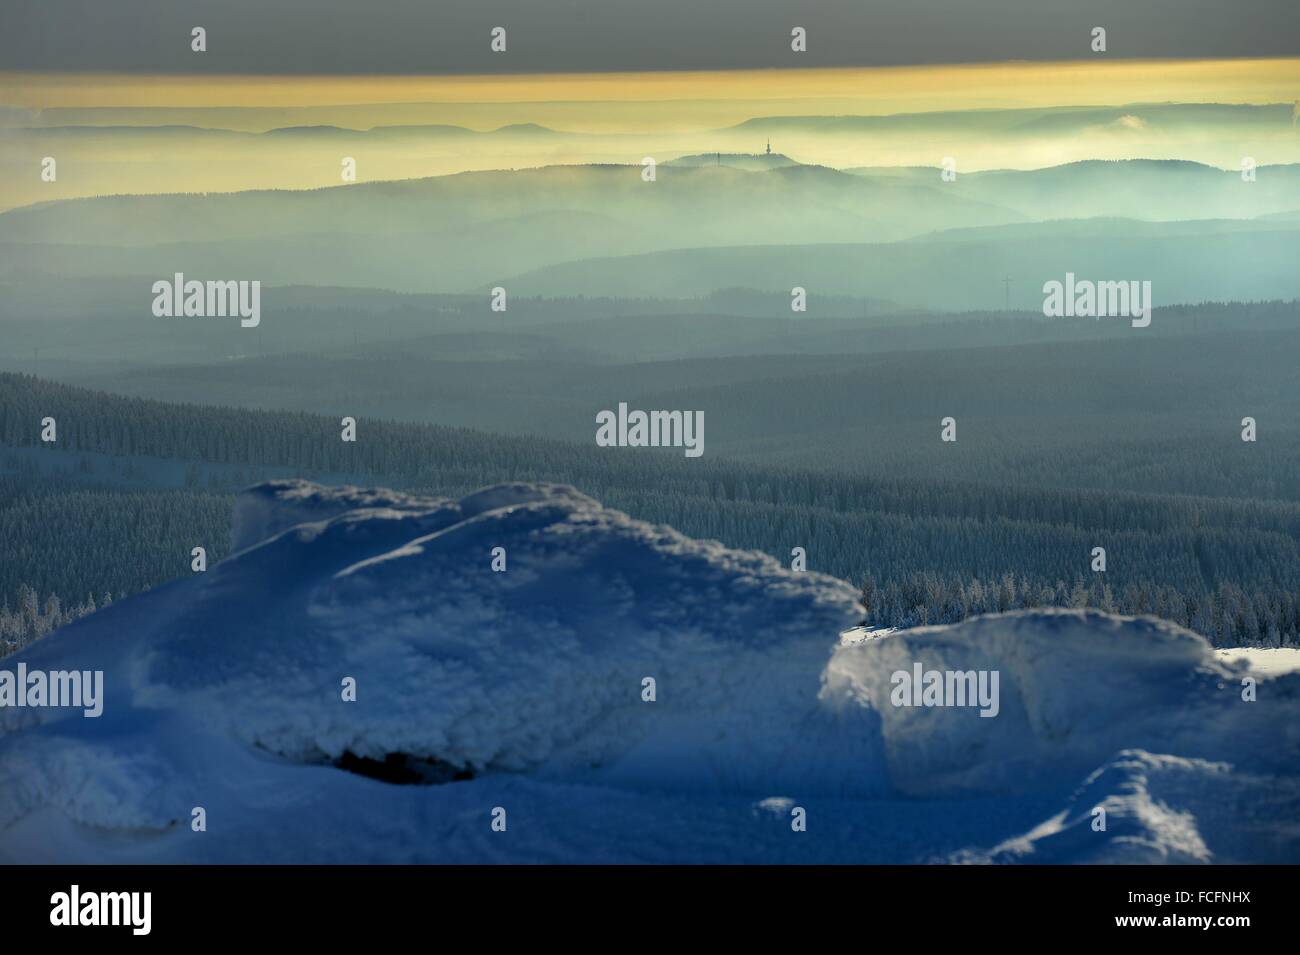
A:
3;371;1297;652
33;302;1297;506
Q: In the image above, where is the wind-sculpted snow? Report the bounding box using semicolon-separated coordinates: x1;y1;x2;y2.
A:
823;610;1300;797
1;480;1296;863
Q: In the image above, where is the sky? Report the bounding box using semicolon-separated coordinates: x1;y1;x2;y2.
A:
1;2;1296;209
3;60;1298;127
3;0;1299;75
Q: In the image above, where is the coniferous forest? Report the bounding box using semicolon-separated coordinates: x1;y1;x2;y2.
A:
4;359;1298;653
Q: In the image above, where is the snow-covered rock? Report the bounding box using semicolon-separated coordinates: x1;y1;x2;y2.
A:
823;610;1300;797
1;480;1296;863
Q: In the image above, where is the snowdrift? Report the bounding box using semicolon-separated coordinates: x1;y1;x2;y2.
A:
1;480;1296;863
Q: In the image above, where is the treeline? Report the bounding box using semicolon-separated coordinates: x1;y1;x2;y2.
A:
0;585;106;657
860;572;1300;646
0;474;233;612
2;372;1298;649
47;311;1300;505
7;475;1299;650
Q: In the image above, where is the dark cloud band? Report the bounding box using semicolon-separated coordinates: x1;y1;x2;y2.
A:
5;0;1298;74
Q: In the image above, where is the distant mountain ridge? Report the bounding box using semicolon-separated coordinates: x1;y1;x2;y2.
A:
501;221;1300;307
729;102;1296;135
20;121;567;138
1;158;1296;299
668;151;800;170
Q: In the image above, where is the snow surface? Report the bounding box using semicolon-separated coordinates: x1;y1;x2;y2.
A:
1;479;1297;863
1216;647;1300;676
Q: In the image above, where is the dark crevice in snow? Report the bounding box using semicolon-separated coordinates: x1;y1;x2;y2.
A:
331;751;476;786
